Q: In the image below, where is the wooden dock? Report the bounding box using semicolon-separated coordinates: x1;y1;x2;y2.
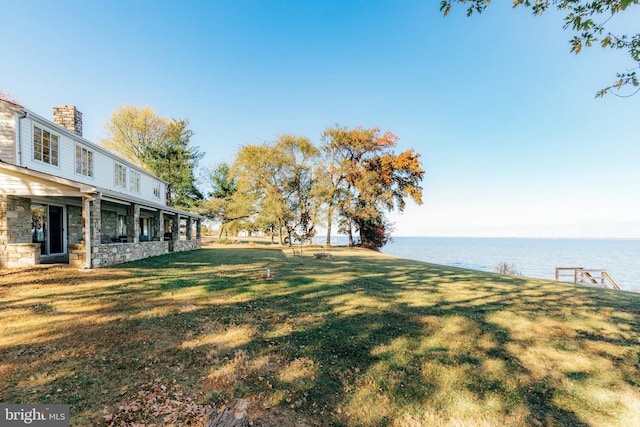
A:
555;267;620;290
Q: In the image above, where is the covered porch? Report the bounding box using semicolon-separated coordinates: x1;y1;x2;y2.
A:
0;163;203;269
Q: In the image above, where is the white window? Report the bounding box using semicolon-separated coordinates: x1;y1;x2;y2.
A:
75;145;94;177
114;163;127;188
153;180;161;199
33;126;59;166
130;171;140;193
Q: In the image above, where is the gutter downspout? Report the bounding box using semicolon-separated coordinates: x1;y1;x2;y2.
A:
16;111;28;165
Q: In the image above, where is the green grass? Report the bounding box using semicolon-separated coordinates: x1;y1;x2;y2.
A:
1;244;640;426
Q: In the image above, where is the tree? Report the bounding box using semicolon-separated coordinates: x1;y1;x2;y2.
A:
0;91;19;103
315;148;345;246
100;105;203;209
276;135;320;246
440;0;640;97
232;143;286;243
99;104;167;166
201;162;253;238
142;119;204;209
321;126;424;249
231;136;319;245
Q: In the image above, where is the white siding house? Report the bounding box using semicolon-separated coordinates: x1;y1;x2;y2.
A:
0;98;203;268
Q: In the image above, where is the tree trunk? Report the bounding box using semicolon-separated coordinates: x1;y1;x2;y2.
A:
205;399;249;427
325;207;333;247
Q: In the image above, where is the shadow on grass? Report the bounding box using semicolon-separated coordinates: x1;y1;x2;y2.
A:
1;246;639;425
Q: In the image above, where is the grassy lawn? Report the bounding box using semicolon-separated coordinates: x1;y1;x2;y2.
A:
1;243;640;426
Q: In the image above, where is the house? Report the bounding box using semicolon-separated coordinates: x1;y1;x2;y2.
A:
0;98;204;269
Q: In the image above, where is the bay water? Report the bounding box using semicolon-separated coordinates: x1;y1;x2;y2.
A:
314;236;640;293
382;237;640;293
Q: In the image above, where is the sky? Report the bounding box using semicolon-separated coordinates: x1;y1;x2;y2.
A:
2;0;639;238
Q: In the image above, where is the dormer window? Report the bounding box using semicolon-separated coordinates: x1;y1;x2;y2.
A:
33;126;59;166
114;163;127;188
75;145;94;177
130;171;140;193
153;180;161;199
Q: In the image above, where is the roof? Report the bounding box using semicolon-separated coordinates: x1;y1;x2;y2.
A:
0;161;204;219
0;98;169;185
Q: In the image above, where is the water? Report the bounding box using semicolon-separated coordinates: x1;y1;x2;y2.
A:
383;237;640;293
314;236;640;292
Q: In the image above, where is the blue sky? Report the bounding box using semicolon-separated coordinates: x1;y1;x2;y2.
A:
2;1;639;238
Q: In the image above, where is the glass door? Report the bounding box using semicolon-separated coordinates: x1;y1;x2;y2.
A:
31;204;66;255
32;205;48;255
49;205;64;254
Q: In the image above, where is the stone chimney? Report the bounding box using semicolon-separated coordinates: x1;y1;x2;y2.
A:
52;105;83;137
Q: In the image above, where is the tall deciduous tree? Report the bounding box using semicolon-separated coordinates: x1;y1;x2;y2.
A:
277;135;320;245
232;135;319;245
322;126;424;249
441;0;640;97
315;147;345;246
100;104;167;166
100;105;203;209
0;91;18;103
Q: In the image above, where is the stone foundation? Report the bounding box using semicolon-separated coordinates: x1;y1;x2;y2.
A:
175;239;201;253
68;243;86;268
6;243;41;267
92;241;168;268
90;239;202;268
1;195;33;268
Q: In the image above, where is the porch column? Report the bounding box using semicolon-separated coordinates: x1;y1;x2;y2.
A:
158;211;165;240
90;197;102;267
132;204;140;243
172;215;180;241
125;203;137;243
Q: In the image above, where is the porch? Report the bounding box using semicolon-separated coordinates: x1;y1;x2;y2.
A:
1;193;203;269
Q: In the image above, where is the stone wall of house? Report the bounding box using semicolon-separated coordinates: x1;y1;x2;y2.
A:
90;198;101;249
0;196;39;268
67;205;83;245
68;243;85;268
101;210;118;242
6;196;32;243
175;239;201;253
91;241;170;267
6;243;41;267
1;193;203;269
90;238;201;268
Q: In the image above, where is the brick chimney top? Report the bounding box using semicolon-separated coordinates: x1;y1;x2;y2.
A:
52;105;83;137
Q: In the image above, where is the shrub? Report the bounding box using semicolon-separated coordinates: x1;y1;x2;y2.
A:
495;262;521;276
